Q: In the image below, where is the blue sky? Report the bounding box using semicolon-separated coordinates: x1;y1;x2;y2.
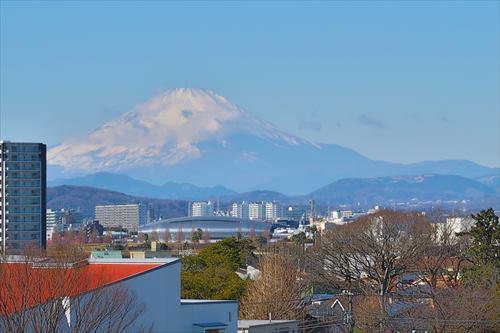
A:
1;1;499;167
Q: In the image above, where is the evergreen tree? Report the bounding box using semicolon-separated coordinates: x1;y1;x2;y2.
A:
462;208;500;286
191;228;203;243
180;237;255;300
468;208;499;266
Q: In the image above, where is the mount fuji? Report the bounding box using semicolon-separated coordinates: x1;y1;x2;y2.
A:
48;88;498;194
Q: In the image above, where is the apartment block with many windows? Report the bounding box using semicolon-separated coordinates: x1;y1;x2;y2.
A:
95;204;150;232
0;141;46;254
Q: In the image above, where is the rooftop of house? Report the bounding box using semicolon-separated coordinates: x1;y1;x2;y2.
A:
0;257;178;316
238;320;299;328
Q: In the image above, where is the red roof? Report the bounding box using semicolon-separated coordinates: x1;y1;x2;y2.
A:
0;261;161;316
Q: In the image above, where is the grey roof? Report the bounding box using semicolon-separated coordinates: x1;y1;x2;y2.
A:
181;299;237;304
238;320;299;328
139;216;270;236
88;258;179;264
193;322;228;328
147;215;262;225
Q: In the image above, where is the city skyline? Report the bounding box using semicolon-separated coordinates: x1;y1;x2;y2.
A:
0;3;498;332
0;2;499;167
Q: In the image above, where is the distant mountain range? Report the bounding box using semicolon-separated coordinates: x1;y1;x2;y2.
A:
47;185;188;218
46;88;499;193
49;172;236;200
308;174;498;207
475;174;500;194
48;172;500;211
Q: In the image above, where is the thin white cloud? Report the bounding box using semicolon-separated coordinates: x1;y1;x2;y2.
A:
358;114;387;129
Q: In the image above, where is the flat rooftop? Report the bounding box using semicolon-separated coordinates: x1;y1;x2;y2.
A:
238;320;299;328
181;299;237;304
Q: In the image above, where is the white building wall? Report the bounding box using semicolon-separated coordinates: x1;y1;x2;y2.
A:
120;261;183;333
96;259;236;333
436;217;475;242
340;210;353;219
231;203;240;218
231;203;250;219
95;204;143;231
46;209;56;241
248;203;264;220
329;210;341;220
14;259;237;333
191;202;214;217
265;202;281;221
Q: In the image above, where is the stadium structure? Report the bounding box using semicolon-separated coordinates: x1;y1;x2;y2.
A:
138;216;270;241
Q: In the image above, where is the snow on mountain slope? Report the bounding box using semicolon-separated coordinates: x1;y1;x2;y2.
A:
48;88;312;172
48;88;498;193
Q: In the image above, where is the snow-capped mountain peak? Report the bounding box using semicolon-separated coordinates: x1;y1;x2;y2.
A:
47;88;497;193
48;88;306;172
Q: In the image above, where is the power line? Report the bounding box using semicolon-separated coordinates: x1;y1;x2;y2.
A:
241;291;495;306
241;293;499;331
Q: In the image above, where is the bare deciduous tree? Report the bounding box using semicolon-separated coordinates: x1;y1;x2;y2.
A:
90;229;99;244
137;232;145;244
176;227;184;244
240;252;306;321
308;210;431;330
0;245;150;333
202;229;211;244
150;227;158;242
163;228;171;243
308;209;500;332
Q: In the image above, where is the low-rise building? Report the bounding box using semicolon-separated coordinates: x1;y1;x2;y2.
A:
89;250;123;259
283;206;306;222
1;257;237;332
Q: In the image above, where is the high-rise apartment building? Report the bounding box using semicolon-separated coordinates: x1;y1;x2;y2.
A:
95;204;150;232
230;203;239;218
190;201;214;217
232;201;280;221
248;202;265;220
230;202;249;219
265;201;282;221
46;208;58;241
0;141;47;254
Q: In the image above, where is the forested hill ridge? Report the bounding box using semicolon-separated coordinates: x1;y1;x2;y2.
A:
49;172;236;200
308;174;498;206
47;185;188;218
48;173;499;214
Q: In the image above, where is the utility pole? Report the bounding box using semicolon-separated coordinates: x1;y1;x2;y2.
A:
342;290;355;333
